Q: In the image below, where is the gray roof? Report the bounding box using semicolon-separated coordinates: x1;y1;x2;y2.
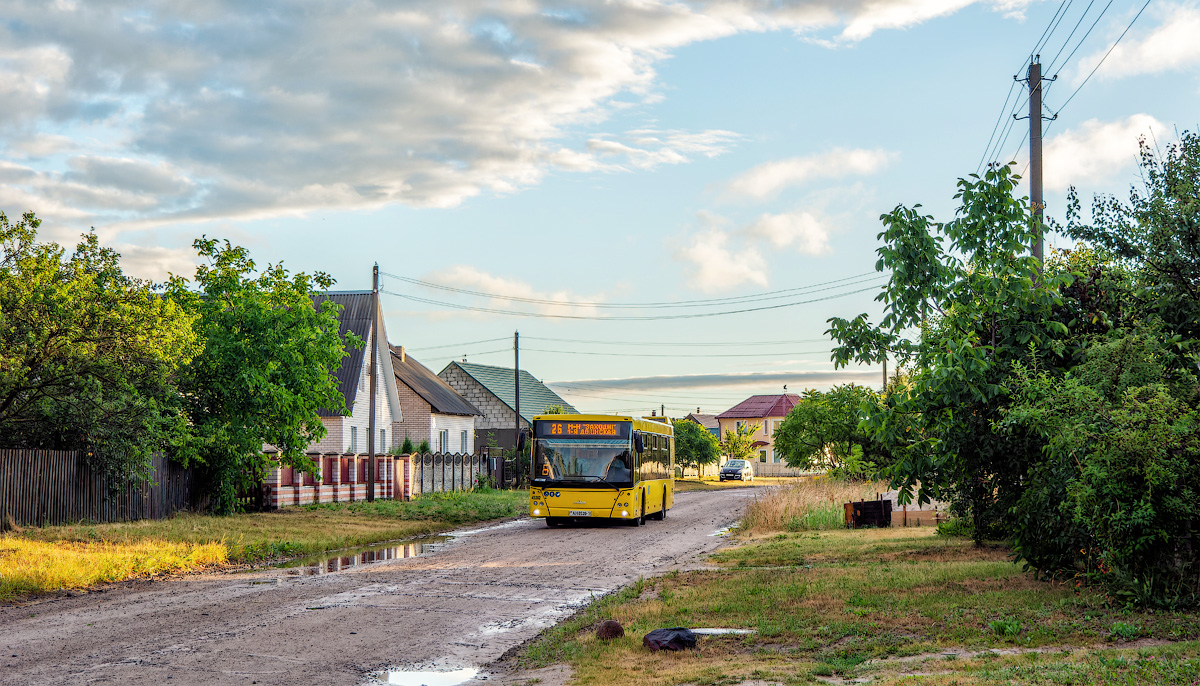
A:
312;291;399;418
684;413;719;430
440;361;577;424
390;346;481;417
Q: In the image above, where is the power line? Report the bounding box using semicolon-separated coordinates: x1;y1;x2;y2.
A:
977;81;1020;174
520;347;834;359
379;270;882;309
379;281;884;321
405;337;509;352
1044;0;1098;74
525;335;830;347
1034;0;1073;54
1054;0;1153;117
1046;0;1114;85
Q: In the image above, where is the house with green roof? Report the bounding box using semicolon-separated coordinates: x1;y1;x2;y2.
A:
438;361;577;448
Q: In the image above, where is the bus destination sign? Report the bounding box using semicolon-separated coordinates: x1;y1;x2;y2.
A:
535;421;631;439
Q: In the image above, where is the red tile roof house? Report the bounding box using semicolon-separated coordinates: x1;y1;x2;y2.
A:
715;394;801;469
263;291;404;508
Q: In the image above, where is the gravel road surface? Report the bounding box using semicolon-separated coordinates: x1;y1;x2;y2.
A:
0;487;753;686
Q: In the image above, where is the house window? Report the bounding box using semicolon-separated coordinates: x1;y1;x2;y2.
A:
439;429;449;453
763;420;771;437
759;450;767;463
461;430;468;453
350;426;358;453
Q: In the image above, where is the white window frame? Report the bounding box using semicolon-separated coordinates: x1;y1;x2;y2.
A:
439;429;449;453
461;430;468;453
349;426;358;454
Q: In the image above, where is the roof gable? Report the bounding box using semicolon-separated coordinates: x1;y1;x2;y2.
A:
441;361;577;423
684;413;719;430
391;347;481;417
716;394;801;420
312;291;399;418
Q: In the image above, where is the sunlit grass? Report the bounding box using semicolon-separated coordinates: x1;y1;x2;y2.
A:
7;489;527;599
517;524;1200;686
0;536;227;601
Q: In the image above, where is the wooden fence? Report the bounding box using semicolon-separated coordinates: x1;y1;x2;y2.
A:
0;449;205;527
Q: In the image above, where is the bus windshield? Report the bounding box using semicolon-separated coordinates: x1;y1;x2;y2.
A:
535;439;633;485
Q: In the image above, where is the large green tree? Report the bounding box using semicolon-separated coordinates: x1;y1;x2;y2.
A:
672;419;720;474
167;238;358;514
827;162;1075;541
0;211;198;482
774;384;882;478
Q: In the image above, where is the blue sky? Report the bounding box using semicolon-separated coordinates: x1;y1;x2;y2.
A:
3;0;1199;415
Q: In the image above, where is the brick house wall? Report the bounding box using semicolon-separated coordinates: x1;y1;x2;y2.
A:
439;365;526;432
394;380;433;447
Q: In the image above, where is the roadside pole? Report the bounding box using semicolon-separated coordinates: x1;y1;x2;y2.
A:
367;264;377;502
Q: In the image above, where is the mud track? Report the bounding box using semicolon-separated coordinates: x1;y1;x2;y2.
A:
0;488;753;685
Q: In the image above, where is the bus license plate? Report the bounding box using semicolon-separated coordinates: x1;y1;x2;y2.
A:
568;510;590;517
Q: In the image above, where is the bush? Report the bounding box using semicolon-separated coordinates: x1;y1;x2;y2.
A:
417;439;430;454
401;436;414;454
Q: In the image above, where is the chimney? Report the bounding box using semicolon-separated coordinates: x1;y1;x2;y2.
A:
399;345;405;363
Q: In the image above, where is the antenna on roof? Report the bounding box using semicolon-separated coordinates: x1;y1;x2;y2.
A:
783;384;787;393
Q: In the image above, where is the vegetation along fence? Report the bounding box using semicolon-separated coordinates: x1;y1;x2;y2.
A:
0;449;205;527
410;452;491;496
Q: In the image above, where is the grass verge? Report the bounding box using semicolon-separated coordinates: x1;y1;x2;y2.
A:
3;489;527;601
515;484;1200;685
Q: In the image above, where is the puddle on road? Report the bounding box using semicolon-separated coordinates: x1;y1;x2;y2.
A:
708;526;736;537
387;667;480;686
276;536;450;576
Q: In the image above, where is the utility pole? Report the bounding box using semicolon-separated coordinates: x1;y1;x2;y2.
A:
1018;55;1054;270
513;330;520;448
1028;57;1044;268
882;355;887;393
367;263;378;502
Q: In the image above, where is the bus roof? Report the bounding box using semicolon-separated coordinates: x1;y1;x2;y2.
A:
531;413;673;436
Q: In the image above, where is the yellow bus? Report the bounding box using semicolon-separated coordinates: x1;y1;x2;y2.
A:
526;414;674;527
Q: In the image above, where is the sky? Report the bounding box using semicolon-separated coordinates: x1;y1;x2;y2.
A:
3;0;1199;416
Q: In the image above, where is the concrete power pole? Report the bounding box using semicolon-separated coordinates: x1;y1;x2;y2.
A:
1023;56;1053;270
513;330;521;487
367;263;378;502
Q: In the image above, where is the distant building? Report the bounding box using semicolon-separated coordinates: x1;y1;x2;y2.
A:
438;361;578;448
683;411;720;437
391;346;482;454
715;394;800;464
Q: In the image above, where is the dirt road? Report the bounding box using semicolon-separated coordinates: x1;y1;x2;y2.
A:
0;487;754;686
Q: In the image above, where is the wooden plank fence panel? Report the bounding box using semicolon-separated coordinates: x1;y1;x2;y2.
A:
0;449;204;527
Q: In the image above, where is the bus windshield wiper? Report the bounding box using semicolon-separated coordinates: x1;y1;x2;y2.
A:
583;475;624;489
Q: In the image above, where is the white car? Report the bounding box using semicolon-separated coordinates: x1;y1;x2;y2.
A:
719;459;753;482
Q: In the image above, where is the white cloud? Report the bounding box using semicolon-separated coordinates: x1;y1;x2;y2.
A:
1044;114;1168;191
676;225;769;294
0;1;1008;231
1070;3;1200;81
110;243;197;283
744;210;831;255
725;148;894;200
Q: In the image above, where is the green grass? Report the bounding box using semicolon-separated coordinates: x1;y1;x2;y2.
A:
6;489;527;598
516;525;1200;686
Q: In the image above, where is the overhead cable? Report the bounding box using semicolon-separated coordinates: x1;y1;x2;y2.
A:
379;282;884;321
378;270;882;309
1053;0;1153;117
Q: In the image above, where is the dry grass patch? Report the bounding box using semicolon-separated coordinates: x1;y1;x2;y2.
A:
741;479;888;534
0;536;226;601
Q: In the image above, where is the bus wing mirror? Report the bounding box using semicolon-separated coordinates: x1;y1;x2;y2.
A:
516;430;527;452
634;432;644;453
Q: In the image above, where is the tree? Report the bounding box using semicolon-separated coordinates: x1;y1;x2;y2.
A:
720;422;760;462
0;211;198;483
542;404;568;415
672;419;720;474
774;384;881;478
827;162;1075;542
167;238;357;514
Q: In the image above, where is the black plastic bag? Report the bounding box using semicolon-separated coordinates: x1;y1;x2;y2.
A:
642;627;697;651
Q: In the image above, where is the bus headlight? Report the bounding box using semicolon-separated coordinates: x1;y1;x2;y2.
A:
534;508;541;515
621;510;628;517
